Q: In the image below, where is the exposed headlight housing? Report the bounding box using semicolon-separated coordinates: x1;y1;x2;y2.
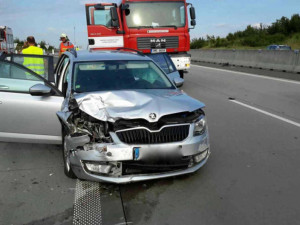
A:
85;162;112;174
194;116;206;136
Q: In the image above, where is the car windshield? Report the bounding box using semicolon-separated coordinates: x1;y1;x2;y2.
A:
126;2;185;28
73;60;175;93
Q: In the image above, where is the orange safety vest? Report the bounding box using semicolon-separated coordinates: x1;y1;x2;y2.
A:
59;41;74;55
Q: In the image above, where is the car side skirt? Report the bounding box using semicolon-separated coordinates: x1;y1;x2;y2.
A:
0;132;61;144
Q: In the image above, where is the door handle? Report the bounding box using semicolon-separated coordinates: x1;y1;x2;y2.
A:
0;85;9;89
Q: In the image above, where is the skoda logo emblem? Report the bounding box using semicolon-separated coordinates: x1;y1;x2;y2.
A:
149;113;157;120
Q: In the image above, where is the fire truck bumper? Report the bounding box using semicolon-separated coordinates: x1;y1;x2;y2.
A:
170;53;191;71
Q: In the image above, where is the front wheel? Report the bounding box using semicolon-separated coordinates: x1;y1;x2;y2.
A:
62;130;77;179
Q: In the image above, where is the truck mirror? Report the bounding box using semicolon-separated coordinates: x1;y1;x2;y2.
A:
190;7;196;20
121;3;130;16
110;7;120;28
125;9;130;16
191;20;196;26
121;4;129;10
94;4;105;10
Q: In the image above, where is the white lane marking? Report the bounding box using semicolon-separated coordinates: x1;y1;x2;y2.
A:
191;64;300;85
230;100;300;128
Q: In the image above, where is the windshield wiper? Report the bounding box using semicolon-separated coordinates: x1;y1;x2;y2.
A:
136;26;154;29
157;25;178;29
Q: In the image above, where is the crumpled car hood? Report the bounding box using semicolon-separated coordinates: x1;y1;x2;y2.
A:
74;89;205;122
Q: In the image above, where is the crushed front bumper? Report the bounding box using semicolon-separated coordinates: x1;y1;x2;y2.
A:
69;129;210;184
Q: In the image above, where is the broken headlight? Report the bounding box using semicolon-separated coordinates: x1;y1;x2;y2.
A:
69;109;112;143
193;116;206;136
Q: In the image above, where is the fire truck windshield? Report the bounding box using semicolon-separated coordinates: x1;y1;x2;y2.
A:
126;2;186;28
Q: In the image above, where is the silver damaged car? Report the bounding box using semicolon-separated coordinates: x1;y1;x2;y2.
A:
0;50;210;183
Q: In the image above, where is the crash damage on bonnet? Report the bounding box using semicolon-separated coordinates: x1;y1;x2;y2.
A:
57;89;210;184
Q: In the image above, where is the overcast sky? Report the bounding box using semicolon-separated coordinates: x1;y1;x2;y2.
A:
0;0;299;48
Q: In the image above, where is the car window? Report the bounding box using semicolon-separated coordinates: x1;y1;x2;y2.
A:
88;6;112;27
73;60;175;93
64;64;70;83
163;54;176;73
0;60;44;93
57;56;69;77
61;62;71;96
279;46;291;50
147;53;176;74
57;56;70;91
3;54;54;82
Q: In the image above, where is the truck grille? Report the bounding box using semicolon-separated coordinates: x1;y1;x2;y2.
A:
137;36;179;49
116;124;189;144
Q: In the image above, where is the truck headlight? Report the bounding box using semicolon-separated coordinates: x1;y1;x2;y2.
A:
194;116;206;136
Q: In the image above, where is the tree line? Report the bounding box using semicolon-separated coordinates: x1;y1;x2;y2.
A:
14;38;55;52
191;14;300;49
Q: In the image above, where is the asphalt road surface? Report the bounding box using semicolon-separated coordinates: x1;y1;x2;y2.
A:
1;64;300;225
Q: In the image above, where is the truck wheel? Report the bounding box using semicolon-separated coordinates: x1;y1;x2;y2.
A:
62;129;77;179
179;70;184;79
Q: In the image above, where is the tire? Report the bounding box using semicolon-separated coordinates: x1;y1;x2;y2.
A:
62;129;77;179
179;70;184;79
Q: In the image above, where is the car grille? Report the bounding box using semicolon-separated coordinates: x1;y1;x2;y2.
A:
137;36;179;49
122;160;191;175
116;124;190;144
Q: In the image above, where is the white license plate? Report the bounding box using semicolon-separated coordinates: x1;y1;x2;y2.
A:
151;49;167;53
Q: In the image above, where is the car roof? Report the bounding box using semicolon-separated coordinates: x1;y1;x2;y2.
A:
65;50;150;62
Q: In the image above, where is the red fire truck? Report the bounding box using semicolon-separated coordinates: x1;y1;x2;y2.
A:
85;0;196;77
0;26;14;53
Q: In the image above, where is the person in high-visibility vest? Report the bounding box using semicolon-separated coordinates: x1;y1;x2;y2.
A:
59;33;74;56
22;36;45;79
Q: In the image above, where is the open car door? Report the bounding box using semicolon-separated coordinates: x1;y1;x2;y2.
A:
0;53;64;144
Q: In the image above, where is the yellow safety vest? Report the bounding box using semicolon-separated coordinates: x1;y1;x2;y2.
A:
22;46;45;78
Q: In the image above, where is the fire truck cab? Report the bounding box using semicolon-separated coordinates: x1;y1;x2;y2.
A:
0;26;14;53
85;0;196;77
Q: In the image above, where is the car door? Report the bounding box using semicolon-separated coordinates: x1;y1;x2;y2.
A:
0;57;64;144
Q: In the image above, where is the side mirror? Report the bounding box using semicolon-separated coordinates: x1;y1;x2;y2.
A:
191;20;196;26
173;77;184;88
190;7;196;20
110;7;120;28
29;83;52;96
